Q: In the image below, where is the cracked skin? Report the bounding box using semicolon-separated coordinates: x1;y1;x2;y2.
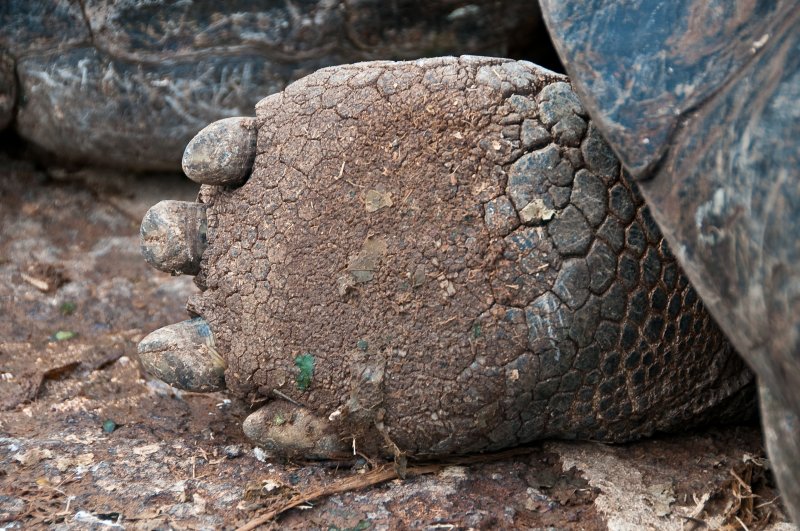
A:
140;57;755;459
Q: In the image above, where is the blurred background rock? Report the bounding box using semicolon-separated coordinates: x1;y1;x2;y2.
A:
0;0;561;171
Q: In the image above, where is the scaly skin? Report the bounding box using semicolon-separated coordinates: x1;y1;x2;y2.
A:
139;57;754;459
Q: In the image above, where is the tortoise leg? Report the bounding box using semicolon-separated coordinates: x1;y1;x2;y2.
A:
136;57;756;461
759;382;800;523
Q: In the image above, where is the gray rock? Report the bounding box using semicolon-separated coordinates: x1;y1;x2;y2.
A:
0;0;540;171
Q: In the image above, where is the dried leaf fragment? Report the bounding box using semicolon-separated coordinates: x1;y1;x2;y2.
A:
365;190;393;212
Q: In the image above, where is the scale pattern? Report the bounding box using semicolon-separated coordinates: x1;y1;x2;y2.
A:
190;57;753;456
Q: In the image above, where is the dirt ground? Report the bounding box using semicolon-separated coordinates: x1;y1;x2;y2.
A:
0;152;795;530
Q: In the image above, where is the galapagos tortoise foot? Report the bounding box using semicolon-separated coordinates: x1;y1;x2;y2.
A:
137;57;754;460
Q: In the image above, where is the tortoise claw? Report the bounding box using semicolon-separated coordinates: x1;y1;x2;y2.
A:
182;116;257;186
243;401;350;460
140;200;207;275
137;318;226;392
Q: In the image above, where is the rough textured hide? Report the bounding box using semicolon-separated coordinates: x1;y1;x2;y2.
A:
184;57;754;457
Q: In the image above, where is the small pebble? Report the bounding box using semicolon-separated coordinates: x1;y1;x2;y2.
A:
224;445;243;458
253;447;268;462
102;419;118;433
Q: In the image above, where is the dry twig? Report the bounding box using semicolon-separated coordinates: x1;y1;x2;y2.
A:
236;446;537;530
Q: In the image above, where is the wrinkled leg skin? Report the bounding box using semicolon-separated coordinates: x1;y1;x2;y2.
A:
138;57;755;460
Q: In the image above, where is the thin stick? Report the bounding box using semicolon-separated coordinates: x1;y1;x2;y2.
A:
235;446;537;531
271;389;304;407
236;464;441;531
734;515;750;531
